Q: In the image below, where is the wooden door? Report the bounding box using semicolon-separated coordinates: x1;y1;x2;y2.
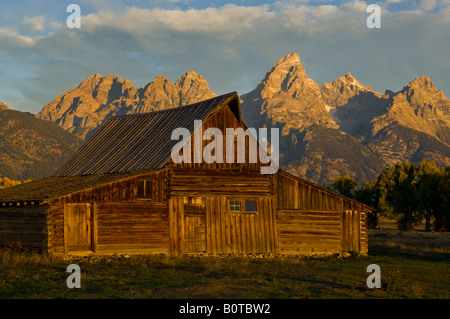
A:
65;203;93;252
183;197;206;253
341;210;361;253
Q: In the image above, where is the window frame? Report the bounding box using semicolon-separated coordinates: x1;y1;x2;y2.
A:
136;179;152;200
229;200;241;212
244;199;258;212
227;198;258;214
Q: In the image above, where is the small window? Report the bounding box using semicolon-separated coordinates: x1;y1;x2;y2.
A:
245;200;257;212
229;200;240;211
137;180;152;199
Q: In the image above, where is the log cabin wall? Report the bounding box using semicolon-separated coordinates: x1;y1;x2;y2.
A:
168;195;276;255
274;172;369;255
46;170;170;255
47;170;169;205
95;202;169;254
0;206;48;250
169;168;272;196
169;168;276;254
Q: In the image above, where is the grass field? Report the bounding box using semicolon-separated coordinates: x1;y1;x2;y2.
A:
0;229;449;299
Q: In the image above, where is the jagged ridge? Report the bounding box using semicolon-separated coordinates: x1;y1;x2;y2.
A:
36;72;216;140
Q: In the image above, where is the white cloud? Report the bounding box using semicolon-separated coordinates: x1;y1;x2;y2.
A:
419;0;437;10
385;0;406;3
82;5;275;39
22;16;45;32
0;28;35;48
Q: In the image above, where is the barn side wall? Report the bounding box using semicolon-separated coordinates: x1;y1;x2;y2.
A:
0;206;48;250
274;172;369;255
46;170;170;255
95;202;169;254
168;168;276;255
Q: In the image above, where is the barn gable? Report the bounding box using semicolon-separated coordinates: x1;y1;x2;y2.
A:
53;92;240;177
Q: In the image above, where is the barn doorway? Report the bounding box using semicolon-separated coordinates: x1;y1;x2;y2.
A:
64;203;94;253
183;197;206;253
341;210;361;253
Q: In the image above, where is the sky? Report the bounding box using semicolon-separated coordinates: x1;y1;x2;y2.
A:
0;0;449;113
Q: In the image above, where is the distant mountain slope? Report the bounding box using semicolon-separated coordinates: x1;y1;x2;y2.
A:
240;54;385;185
0;102;7;111
0;104;83;180
36;72;216;139
320;72;389;138
280;126;385;186
370;76;450;146
322;73;450;168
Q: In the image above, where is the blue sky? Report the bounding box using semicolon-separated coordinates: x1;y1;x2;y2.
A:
0;0;449;113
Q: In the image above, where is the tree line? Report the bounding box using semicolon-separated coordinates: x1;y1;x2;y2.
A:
328;161;450;231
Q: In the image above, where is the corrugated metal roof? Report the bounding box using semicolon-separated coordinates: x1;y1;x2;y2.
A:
52;92;238;177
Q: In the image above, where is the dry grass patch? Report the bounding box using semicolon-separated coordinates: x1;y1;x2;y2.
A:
0;231;449;299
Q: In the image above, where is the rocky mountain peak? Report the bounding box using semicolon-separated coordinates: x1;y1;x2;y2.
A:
177;71;208;90
178;71;202;81
320;73;374;108
256;52;308;99
241;52;338;136
399;76;437;99
340;72;365;88
36;72;216;139
176;71;216;105
76;73;103;92
369;74;450;151
406;75;435;90
399;75;448;107
143;75;174;93
272;52;302;68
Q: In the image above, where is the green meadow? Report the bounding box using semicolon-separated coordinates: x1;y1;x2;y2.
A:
0;229;449;299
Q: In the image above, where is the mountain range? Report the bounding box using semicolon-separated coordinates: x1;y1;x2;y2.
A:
3;52;450;185
36;72;216;140
241;53;450;184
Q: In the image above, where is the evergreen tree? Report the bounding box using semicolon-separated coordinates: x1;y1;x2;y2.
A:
375;162;419;231
331;175;357;198
416;161;445;231
355;180;378;228
438;168;450;231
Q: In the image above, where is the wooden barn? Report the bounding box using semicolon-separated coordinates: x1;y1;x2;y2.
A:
0;92;373;256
